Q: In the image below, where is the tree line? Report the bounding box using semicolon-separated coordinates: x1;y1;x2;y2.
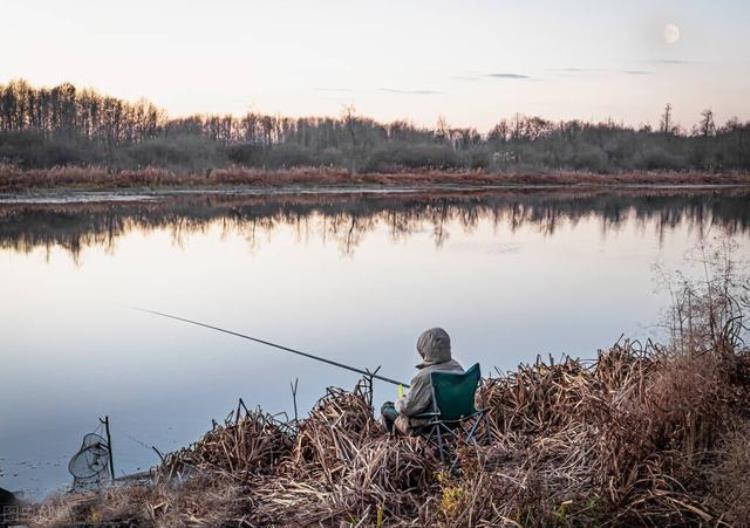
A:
1;79;749;172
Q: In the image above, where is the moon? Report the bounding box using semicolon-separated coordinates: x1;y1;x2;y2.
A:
663;23;680;44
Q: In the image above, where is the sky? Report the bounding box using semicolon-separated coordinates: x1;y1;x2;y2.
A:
0;0;748;132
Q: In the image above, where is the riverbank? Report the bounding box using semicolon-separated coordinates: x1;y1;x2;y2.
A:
24;280;750;527
2;165;749;193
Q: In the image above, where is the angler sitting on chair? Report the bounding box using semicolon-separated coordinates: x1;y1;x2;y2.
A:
381;327;464;435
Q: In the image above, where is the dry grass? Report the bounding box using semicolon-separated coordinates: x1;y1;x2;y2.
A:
707;425;750;526
27;341;750;527
25;263;750;527
158;406;295;483
2;163;749;192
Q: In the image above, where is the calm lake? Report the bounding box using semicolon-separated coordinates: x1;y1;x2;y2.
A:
1;187;749;497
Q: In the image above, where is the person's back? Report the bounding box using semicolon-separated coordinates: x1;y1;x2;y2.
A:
381;327;464;434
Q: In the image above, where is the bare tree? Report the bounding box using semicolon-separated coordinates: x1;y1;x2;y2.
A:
660;103;674;134
697;108;716;137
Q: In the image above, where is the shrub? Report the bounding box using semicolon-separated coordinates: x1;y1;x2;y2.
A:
635;145;688;170
0;131;96;168
125;134;225;171
363;143;460;172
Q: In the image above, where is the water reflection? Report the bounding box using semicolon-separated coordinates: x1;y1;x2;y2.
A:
1;188;748;261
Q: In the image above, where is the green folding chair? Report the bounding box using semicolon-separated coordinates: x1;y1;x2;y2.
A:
413;363;490;468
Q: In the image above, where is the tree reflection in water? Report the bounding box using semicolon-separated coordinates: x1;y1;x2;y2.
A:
0;189;748;262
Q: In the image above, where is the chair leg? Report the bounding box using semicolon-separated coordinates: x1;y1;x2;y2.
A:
465;415;482;446
435;424;445;465
449;454;460;474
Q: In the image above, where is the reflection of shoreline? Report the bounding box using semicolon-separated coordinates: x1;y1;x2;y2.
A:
1;188;748;259
2;183;750;204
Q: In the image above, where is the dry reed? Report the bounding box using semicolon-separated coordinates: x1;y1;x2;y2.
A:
26;278;750;527
2;163;749;192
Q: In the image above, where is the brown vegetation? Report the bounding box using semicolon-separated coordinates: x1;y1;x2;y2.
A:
26;250;750;527
1;164;750;192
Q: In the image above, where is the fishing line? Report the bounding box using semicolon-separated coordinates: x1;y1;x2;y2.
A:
132;307;410;387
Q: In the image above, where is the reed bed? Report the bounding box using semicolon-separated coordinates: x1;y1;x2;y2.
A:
2;163;749;192
27;296;750;527
158;406;295;483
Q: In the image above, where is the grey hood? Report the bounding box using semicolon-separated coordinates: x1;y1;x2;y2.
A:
416;327;452;368
395;327;463;419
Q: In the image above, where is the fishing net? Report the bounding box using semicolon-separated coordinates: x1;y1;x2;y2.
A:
68;432;111;491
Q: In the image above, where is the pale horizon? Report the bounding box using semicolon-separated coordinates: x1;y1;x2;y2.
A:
1;0;749;132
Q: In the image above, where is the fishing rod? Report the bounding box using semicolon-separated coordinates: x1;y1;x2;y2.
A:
132;308;410;388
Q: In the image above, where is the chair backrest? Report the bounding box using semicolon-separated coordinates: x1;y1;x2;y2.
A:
429;363;481;421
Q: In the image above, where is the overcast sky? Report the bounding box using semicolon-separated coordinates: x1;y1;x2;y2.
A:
1;0;748;131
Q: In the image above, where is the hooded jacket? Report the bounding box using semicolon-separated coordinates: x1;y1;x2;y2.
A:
395;328;464;419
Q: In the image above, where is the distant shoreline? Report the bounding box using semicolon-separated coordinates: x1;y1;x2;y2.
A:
1;183;750;206
1;167;749;194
